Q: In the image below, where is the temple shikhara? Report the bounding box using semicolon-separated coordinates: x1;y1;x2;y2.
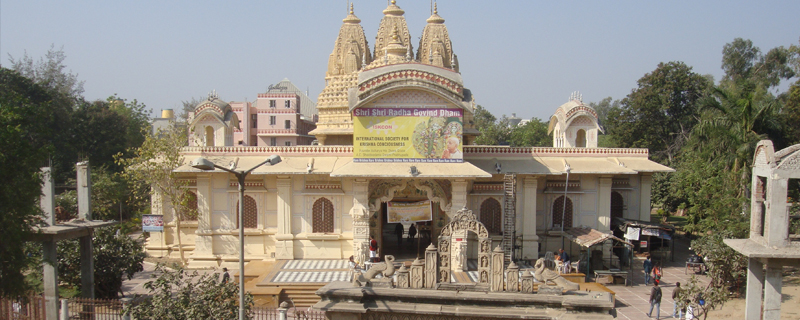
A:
146;1;673;279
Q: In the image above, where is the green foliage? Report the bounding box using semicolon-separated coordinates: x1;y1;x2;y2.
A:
0;68;58;299
508;118;551;147
125;265;252;320
472;105;511;145
588;97;619;129
721;38;795;89
779;81;800;146
8;44;85;98
605;61;711;163
677;275;731;320
56;227;145;299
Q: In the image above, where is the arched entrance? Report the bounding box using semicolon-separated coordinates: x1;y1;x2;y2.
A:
368;179;451;261
438;207;491;284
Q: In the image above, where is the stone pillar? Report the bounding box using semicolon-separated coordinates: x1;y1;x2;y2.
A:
764;178;789;248
597;176;613;260
451;179;468;216
424;244;438;288
77;162;92;220
638;174;652;221
43;240;58;320
745;258;764;320
522;177;539;260
452;240;466;271
490;246;504;291
411;258;424;289
750;174;765;240
763;260;783;320
275;176;294;259
80;234;95;298
40;167;56;226
506;262;519;292
520;271;534;293
351;179;370;265
396;265;409;288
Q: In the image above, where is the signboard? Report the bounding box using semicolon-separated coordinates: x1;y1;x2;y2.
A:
142;214;164;232
387;200;433;223
640;240;648;248
353;107;463;163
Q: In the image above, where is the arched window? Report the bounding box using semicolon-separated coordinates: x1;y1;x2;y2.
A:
205;126;214;146
480;198;502;234
181;191;198;221
312;198;334;233
552;196;573;229
576;129;586;148
236;195;258;229
611;191;624;220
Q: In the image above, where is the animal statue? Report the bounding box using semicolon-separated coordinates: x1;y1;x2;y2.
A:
533;258;580;292
353;255;396;287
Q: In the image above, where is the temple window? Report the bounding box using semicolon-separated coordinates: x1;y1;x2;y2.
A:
205;126;214;146
285;141;292;146
479;198;502;234
611;191;624;219
285;120;291;129
552;196;573;229
285;100;291;108
270;137;277;146
181;191;198;221
312;198;334;233
236;195;258;229
576;129;586;148
269;100;276;108
270;116;276;125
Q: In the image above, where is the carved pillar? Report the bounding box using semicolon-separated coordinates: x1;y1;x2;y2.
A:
351;179;370;265
275;176;294;259
411;258;425;289
396;265;409;288
750;175;765;241
506;262;519;292
522;177;539;260
425;244;439;288
638;174;653;221
521;271;534;293
490;246;504;291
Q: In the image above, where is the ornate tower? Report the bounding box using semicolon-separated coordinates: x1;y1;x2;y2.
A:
372;0;413;64
311;4;371;145
417;3;458;71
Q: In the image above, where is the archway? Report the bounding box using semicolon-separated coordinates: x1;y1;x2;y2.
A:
438;207;491;284
205;126;214;146
576;129;586;148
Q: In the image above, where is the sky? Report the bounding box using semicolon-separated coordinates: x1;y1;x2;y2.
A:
2;1;799;121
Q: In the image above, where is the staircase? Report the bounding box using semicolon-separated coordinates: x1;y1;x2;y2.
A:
503;174;517;267
279;284;325;308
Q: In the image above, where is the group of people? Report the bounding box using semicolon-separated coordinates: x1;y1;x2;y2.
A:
394;223;417;246
644;255;693;319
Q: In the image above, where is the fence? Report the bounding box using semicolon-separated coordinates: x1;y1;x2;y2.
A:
65;297;124;319
0;294;46;320
251;306;326;320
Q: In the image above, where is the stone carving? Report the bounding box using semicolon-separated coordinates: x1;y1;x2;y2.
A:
396;265;409;288
411;258;424;289
480;270;488;283
424;244;438;288
349;198;369;221
480;255;488;268
440;270;448;283
353;255;396;287
490;246;504;291
437;207;492;285
533;258;580;292
452;241;466;271
506;262;519;292
521;271;534;293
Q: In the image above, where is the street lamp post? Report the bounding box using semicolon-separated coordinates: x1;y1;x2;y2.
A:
191;155;281;320
560;164;570;250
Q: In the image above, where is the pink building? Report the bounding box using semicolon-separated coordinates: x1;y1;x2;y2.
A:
189;79;317;147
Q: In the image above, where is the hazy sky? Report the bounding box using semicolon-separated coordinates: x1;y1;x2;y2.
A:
2;1;798;121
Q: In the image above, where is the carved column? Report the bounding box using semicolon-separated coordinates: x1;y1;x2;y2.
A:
522;177;539;260
638;174;653;221
351;179;370;265
396;265;409;288
275;176;294;260
425;244;439;288
506;262;519;292
411;258;425;289
521;271;534;293
490;246;504;291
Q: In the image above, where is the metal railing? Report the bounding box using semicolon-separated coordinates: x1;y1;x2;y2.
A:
0;294;45;320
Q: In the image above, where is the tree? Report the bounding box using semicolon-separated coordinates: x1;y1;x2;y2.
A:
721;38;795;89
779;81;800;146
57;227;145;299
117;124;194;264
604;61;711;163
0;68;57;298
472;105;511;145
508;118;551;147
587;97;619;128
8;44;85;98
178;96;204;123
125;265;252;320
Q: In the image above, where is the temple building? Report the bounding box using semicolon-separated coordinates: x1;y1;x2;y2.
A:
146;1;672;270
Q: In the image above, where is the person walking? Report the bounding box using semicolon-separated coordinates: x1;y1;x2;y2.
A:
408;224;417;245
643;255;653;285
395;223;404;245
369;235;378;262
220;267;230;284
653;262;662;285
647;281;662;319
672;282;683;319
558;249;571;274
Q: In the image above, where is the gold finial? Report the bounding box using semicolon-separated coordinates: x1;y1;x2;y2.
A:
391;0;396;4
350;2;354;14
434;2;438;14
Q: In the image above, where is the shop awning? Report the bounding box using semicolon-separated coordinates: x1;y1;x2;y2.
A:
330;161;492;178
564;226;633;248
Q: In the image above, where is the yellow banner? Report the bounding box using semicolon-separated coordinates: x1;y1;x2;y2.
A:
387;200;433;223
353;108;463;162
